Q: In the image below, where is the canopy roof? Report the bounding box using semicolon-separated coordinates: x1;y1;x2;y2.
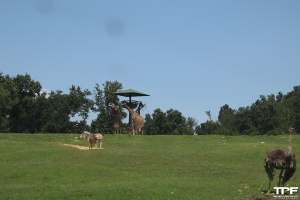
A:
113;89;150;97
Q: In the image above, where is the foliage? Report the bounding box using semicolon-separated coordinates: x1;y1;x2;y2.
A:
91;81;124;134
40;86;93;133
197;86;300;135
1;71;300;135
0;72;42;133
144;108;195;135
0;72;93;133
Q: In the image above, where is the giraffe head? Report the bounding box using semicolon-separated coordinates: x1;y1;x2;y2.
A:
121;101;127;106
138;102;144;108
109;102;116;108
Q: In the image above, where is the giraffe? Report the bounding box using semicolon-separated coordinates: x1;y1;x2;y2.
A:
122;101;144;135
136;102;145;115
109;103;123;134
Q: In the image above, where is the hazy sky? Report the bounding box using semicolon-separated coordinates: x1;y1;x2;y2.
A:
1;0;300;125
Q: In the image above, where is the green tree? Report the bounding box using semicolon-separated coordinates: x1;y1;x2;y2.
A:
152;108;167;135
185;117;198;135
166;109;186;135
144;113;155;135
41;86;93;133
8;73;42;133
69;85;94;131
235;106;257;135
91;81;123;134
249;94;284;135
196;110;221;135
283;86;300;132
144;108;194;135
218;104;236;131
41;90;72;133
0;73;13;132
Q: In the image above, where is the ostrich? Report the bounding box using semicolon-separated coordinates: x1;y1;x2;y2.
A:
264;127;297;194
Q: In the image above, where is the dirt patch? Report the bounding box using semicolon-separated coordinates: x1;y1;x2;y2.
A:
59;143;103;150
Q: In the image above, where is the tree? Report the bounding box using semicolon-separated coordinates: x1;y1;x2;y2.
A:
144;113;155;135
144;108;195;135
249;94;285;135
283;86;300;132
40;90;72;133
235;106;257;135
152;108;167;135
40;86;93;133
69;85;92;119
91;81;124;134
195;110;221;135
166;109;186;135
8;73;42;133
0;73;12;132
218;104;236;131
185;117;198;135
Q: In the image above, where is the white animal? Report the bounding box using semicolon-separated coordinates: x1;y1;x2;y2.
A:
79;131;103;149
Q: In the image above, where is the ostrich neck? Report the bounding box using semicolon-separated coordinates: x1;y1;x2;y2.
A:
288;133;292;151
285;133;292;158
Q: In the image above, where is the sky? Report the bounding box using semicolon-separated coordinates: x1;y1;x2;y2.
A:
1;0;300;126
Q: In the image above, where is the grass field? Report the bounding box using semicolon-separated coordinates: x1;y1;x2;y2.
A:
0;133;299;200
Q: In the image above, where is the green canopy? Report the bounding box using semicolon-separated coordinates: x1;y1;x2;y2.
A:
113;89;150;98
113;89;149;134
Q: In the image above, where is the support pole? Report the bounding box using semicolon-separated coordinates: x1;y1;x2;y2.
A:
129;94;131;135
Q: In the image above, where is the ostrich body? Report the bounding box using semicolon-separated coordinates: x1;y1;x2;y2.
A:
264;127;296;194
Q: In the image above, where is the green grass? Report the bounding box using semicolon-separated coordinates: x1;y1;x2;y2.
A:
0;134;299;200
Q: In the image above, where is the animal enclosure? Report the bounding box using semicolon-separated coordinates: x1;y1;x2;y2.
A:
0;134;299;200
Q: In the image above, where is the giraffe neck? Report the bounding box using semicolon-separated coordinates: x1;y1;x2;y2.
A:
124;104;135;115
137;106;141;115
111;107;118;119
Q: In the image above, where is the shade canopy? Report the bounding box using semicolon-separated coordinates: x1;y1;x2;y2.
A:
113;89;150;97
113;89;149;134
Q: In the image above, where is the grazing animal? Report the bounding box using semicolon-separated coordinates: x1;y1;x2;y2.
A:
122;101;144;135
109;103;123;134
79;131;103;149
264;127;296;194
136;102;145;115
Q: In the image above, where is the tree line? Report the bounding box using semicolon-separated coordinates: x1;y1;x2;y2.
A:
196;87;300;135
0;72;124;133
1;72;299;135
